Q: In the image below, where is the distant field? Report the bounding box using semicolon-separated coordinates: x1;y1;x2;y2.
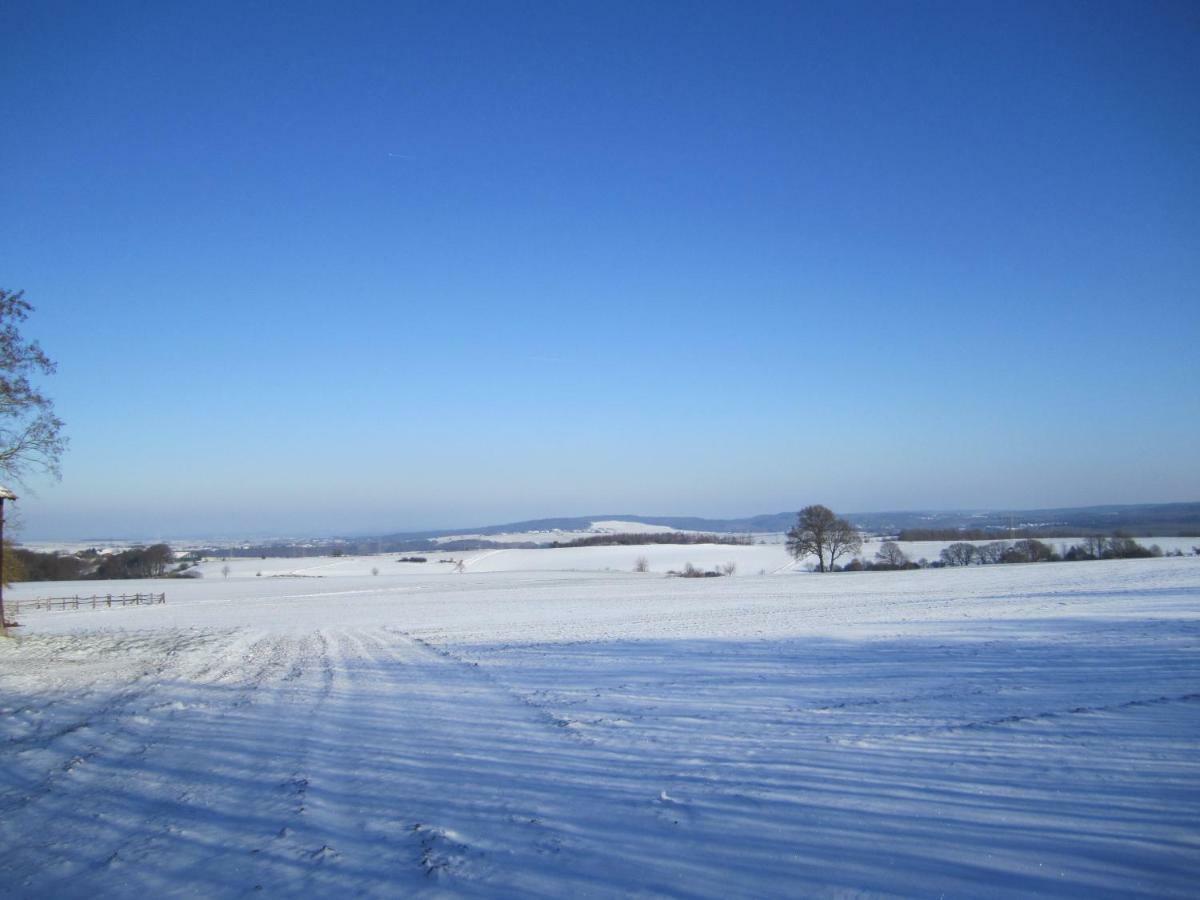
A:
163;534;1199;581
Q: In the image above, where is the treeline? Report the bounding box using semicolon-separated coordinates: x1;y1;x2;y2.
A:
827;535;1197;572
934;536;1187;567
551;532;750;548
898;527;1080;541
204;537;540;558
9;544;178;581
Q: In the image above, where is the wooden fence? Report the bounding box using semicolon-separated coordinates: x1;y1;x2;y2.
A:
9;593;166;614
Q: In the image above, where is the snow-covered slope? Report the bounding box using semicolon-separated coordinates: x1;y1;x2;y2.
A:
2;557;1198;897
429;518;687;545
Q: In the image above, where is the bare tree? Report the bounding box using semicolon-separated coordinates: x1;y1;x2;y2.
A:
1012;538;1055;562
786;505;862;572
0;289;66;484
976;541;1009;565
721;561;737;576
940;543;977;567
144;543;173;577
634;556;649;573
221;564;231;578
874;541;908;568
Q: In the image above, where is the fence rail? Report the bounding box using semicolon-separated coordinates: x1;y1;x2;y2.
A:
10;593;166;614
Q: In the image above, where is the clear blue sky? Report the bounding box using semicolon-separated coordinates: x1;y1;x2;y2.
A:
2;1;1197;539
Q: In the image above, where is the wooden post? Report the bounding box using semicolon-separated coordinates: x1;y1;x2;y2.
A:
0;492;10;635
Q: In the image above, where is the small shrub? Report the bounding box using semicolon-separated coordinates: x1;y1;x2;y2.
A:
668;562;724;578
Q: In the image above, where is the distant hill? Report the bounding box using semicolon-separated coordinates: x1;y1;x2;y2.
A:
374;513;795;541
374;502;1200;541
846;503;1200;537
187;501;1200;559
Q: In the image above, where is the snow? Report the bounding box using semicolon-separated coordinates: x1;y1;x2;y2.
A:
587;519;682;534
430;518;686;545
2;555;1198;897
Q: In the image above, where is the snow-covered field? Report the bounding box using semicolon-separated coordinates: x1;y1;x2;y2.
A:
2;555;1198;897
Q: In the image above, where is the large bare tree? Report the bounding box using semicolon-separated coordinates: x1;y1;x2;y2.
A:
875;540;909;569
0;289;66;484
786;505;862;572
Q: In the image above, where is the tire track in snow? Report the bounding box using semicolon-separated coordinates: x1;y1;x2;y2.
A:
880;691;1200;740
0;631;328;896
396;629;599;742
0;630;226;813
262;627;660;896
362;630;759;893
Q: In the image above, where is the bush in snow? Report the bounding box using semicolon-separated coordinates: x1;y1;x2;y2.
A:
669;563;723;578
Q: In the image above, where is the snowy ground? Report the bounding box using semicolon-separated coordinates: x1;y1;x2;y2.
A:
2;555;1198;897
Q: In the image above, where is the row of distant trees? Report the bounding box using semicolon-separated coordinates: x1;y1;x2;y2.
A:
787;505;1198;573
7;544;177;581
935;535;1187;567
834;536;1192;571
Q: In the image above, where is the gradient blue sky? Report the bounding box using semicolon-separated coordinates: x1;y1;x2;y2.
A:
2;1;1198;539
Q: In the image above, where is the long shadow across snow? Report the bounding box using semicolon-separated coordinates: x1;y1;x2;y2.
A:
0;619;1197;898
